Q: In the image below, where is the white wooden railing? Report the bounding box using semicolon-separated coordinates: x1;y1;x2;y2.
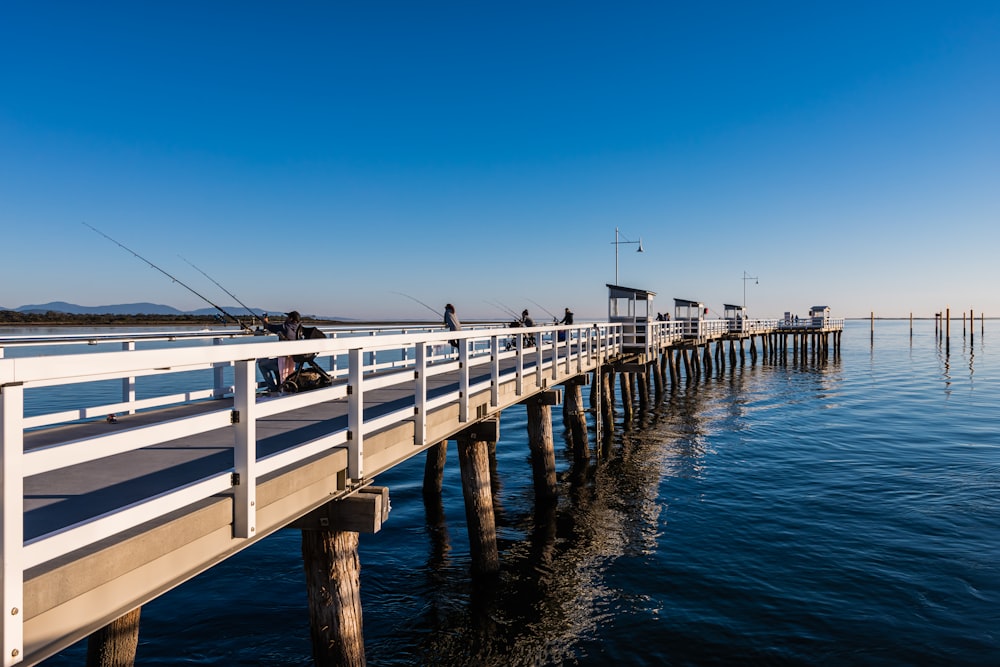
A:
0;321;623;666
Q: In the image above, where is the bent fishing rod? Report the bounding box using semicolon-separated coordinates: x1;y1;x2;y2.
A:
485;300;521;321
392;291;443;320
525;298;559;322
180;255;262;327
83;222;251;331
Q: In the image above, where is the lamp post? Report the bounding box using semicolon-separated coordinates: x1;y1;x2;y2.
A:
742;270;758;311
612;227;644;285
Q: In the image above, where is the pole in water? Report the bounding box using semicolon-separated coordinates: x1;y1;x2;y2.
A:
180;255;262;326
83;222;251;331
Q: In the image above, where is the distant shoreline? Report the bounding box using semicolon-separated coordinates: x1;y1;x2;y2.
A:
0;312;346;327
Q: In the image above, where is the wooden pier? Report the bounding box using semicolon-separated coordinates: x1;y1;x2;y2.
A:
0;299;843;666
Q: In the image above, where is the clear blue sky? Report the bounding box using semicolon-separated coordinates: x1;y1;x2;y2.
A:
2;2;997;321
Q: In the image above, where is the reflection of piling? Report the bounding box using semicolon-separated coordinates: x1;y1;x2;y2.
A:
86;607;141;667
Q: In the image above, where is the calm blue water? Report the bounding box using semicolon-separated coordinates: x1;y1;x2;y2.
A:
33;321;1000;665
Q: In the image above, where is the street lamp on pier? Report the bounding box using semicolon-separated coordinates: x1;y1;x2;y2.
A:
612;227;644;285
743;270;758;311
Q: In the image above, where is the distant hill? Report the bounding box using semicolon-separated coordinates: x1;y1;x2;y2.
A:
9;301;350;320
15;301;187;315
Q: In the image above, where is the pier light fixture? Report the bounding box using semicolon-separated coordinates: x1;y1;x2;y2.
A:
743;270;758;310
613;227;644;285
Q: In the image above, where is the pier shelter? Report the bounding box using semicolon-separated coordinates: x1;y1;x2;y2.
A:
809;305;831;327
723;304;747;333
607;284;655;352
673;298;705;339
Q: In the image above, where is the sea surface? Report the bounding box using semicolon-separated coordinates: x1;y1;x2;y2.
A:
24;320;1000;666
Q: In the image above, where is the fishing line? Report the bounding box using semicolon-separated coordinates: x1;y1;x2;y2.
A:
525;298;559;322
391;291;443;319
180;255;262;326
83;222;250;330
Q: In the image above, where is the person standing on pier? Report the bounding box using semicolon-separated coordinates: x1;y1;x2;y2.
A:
444;303;461;350
521;309;535;328
257;310;302;394
558;307;574;341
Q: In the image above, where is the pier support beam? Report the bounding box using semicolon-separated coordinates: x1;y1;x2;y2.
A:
619;372;633;422
457;419;501;575
652;353;664;397
422;440;448;499
562;377;590;461
301;530;366;667
527;391;560;502
85;607;141;667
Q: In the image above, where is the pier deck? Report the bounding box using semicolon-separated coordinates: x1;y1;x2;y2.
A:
1;316;842;665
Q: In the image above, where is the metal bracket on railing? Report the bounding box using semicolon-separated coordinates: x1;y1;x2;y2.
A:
347;385;353;395
231;473;241;486
230;410;240;424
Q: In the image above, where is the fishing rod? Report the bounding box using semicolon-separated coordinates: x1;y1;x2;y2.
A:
525;298;559;322
391;291;443;319
83;222;250;331
180;255;262;326
485;300;521;321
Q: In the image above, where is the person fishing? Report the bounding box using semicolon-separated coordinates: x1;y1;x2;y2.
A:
258;310;302;394
558;306;574;341
444;303;461;350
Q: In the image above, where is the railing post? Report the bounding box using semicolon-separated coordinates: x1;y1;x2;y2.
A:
121;341;136;414
535;332;545;388
459;338;469;422
490;335;499;408
233;360;256;539
1;382;25;666
515;333;524;396
347;348;364;480
551;332;559;382
213;337;226;398
415;343;428;446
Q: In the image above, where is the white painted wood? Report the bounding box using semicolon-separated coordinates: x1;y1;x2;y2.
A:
233;360;256;539
1;383;24;666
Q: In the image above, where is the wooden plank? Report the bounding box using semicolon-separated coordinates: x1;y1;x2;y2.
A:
291;486;389;534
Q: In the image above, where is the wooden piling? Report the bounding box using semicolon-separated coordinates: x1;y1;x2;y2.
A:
527;394;559;503
601;369;614;441
563;379;590;461
457;427;500;575
86;607;141;667
637;367;649;412
301;530;366;667
651;353;664;396
422;440;448;498
619;372;633;422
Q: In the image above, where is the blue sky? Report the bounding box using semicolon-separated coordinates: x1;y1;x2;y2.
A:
2;2;997;321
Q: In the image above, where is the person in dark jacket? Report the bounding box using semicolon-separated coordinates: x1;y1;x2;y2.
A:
258;311;302;393
444;303;461;350
558;307;574;341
